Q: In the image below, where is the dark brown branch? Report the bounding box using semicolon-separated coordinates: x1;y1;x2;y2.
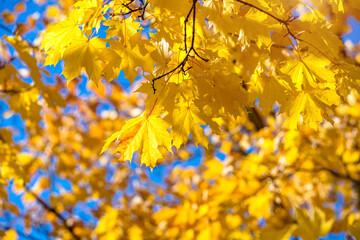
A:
151;0;208;93
0;23;13;35
123;0;136;7
107;1;148;19
235;1;341;65
246;106;265;131
24;185;81;240
0;86;34;95
183;3;195;53
296;167;360;184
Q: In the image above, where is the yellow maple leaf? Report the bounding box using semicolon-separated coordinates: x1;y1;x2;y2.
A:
283;90;340;130
150;39;173;77
73;0;106;33
148;0;191;15
101;114;172;168
136;79;178;114
249;65;292;113
299;18;344;60
259;224;297;240
292;207;335;240
41;14;82;55
5;36;65;108
170;102;210;149
103;17;141;41
100;40;154;84
238;8;273;49
61;36;106;84
280;54;336;90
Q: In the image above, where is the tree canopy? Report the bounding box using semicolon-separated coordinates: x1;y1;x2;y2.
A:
1;0;360;239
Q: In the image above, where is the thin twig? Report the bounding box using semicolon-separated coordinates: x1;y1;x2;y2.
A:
184;3;195;53
24;185;81;240
106;1;148;19
0;86;34;95
296;167;360;184
151;0;208;93
0;24;13;35
235;0;339;64
235;0;298;39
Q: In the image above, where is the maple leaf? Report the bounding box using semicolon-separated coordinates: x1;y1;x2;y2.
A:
73;0;106;33
282;90;340;129
237;8;273;49
136;78;178;114
292;208;335;240
5;36;65;108
103;17;141;41
150;39;174;77
249;66;292;113
61;36;106;84
280;54;336;91
193;71;248;117
170;102;210;149
41;14;82;55
259;224;297;240
335;63;360;97
201;0;224;19
100;40;154;84
148;0;191;15
101;114;172;168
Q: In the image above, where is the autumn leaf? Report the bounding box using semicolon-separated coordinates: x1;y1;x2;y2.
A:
169;102;210;149
101;114;172;168
292;208;335;240
62;36;106;84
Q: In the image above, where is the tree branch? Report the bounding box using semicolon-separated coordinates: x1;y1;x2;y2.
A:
106;1;148;19
0;86;34;95
296;167;360;184
24;185;81;240
0;23;13;35
151;0;208;93
235;0;339;64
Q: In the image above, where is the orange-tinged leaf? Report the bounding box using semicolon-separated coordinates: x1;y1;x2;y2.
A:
1;11;16;24
14;2;26;12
